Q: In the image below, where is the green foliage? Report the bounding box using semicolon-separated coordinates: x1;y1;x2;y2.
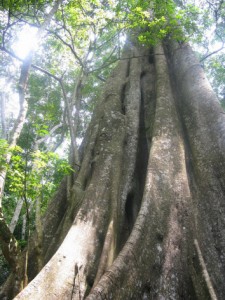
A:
18;239;27;249
2;144;73;237
0;0;53;11
34;124;49;137
0;139;9;171
7;148;25;195
204;54;225;104
5;148;73;206
0;254;9;285
125;0;213;45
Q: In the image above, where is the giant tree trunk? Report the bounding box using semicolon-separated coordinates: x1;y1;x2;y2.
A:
7;40;225;299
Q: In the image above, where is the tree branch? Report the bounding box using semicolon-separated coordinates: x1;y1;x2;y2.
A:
200;44;224;62
34;123;63;149
47;29;85;69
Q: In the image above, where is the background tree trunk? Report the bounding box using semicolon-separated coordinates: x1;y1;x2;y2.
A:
3;39;225;299
9;199;23;234
0;92;6;139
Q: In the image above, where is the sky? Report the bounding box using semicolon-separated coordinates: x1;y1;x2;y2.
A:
12;25;38;59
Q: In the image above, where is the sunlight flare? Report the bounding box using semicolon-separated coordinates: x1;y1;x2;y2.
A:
12;25;38;59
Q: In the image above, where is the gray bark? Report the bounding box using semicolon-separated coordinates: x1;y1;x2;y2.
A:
21;200;34;241
9;199;23;233
167;41;225;299
4;40;225;300
34;196;44;273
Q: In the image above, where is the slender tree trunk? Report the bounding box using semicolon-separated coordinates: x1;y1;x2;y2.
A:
34;196;44;272
4;39;225;299
21;215;26;241
0;92;6;139
9;199;23;233
20;198;34;241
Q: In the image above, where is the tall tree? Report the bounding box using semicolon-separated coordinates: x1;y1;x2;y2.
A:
11;29;225;300
1;0;225;299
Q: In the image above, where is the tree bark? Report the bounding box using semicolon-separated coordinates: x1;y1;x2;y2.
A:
4;39;225;299
34;196;44;273
9;199;23;234
166;41;225;299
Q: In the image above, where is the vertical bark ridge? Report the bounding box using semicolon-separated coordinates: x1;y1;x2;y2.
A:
120;48;154;245
91;47;144;288
141;49;157;150
42;115;103;263
13;52;131;300
30;54;130;279
25;179;68;282
115;51;142;250
13;43;153;300
86;44;191;300
167;41;225;299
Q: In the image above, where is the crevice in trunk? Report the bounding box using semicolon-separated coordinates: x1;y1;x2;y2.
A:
124;191;135;233
141;51;157;151
123;58;153;239
121;83;128;115
148;48;155;64
126;58;131;77
120;58;131;115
